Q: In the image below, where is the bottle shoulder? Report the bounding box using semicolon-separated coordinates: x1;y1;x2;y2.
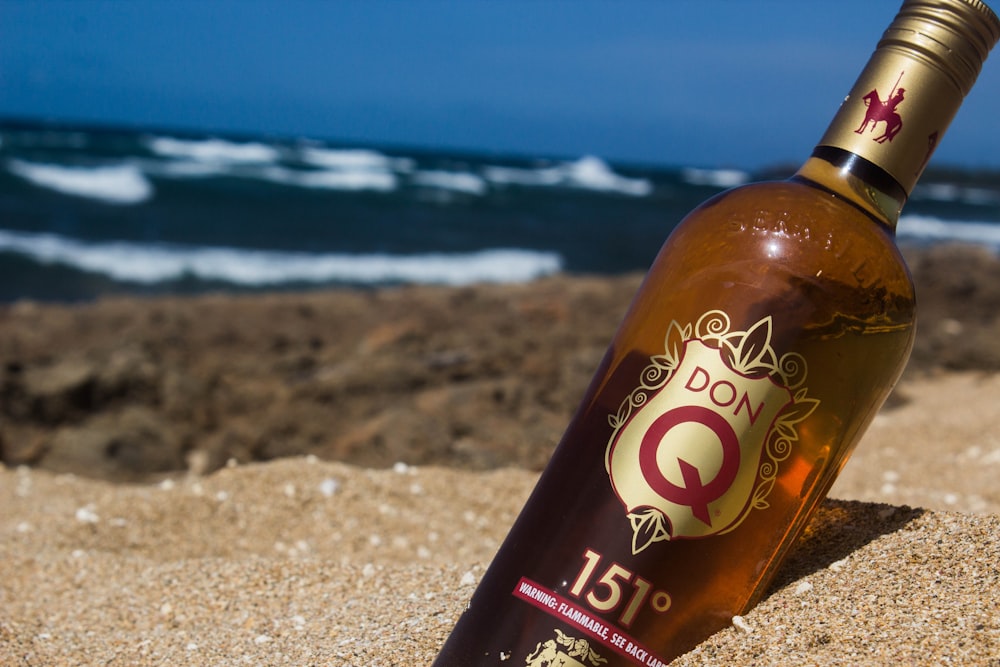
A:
649;177;915;314
612;175;915;387
671;177;905;269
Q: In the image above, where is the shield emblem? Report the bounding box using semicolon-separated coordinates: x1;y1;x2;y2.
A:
605;311;818;553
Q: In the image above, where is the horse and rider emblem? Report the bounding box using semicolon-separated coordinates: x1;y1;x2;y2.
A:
855;71;906;143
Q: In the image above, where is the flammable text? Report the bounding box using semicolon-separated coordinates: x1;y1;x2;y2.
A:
513;577;669;667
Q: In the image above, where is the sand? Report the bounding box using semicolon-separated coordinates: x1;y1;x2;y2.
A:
3;244;1000;665
4;379;1000;666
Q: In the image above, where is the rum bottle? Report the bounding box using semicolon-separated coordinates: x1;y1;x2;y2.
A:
433;1;1000;664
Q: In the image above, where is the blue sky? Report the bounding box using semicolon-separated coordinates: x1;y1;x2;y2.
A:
3;0;1000;169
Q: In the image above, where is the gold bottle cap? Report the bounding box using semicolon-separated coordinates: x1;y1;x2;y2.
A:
885;0;1000;95
818;0;1000;194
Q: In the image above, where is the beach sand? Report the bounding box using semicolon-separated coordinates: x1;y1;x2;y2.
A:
2;243;1000;665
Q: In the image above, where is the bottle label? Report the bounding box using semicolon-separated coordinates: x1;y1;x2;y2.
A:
605;310;818;553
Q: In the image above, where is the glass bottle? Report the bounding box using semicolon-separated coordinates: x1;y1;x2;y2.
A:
433;1;1000;665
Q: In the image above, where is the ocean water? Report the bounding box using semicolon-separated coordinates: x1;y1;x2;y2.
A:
2;119;999;303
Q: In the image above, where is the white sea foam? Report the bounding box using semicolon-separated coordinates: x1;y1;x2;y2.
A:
300;147;414;172
261;166;398;192
915;183;962;202
681;167;751;188
563;156;652;196
481;164;564;187
152;160;228;178
146;136;280;164
0;229;563;286
138;155;399;191
960;188;1000;206
896;215;1000;250
898;215;1000;249
412;170;488;196
911;183;1000;206
7;159;153;205
138;152;400;191
483;156;651;196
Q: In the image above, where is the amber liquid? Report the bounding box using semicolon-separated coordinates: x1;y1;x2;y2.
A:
433;172;915;666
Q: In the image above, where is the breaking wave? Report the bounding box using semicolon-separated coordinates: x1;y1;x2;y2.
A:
7;159;153;205
0;228;564;287
898;215;1000;249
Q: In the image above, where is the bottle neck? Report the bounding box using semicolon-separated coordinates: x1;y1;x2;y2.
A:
794;146;908;230
792;37;959;231
791;0;1000;231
